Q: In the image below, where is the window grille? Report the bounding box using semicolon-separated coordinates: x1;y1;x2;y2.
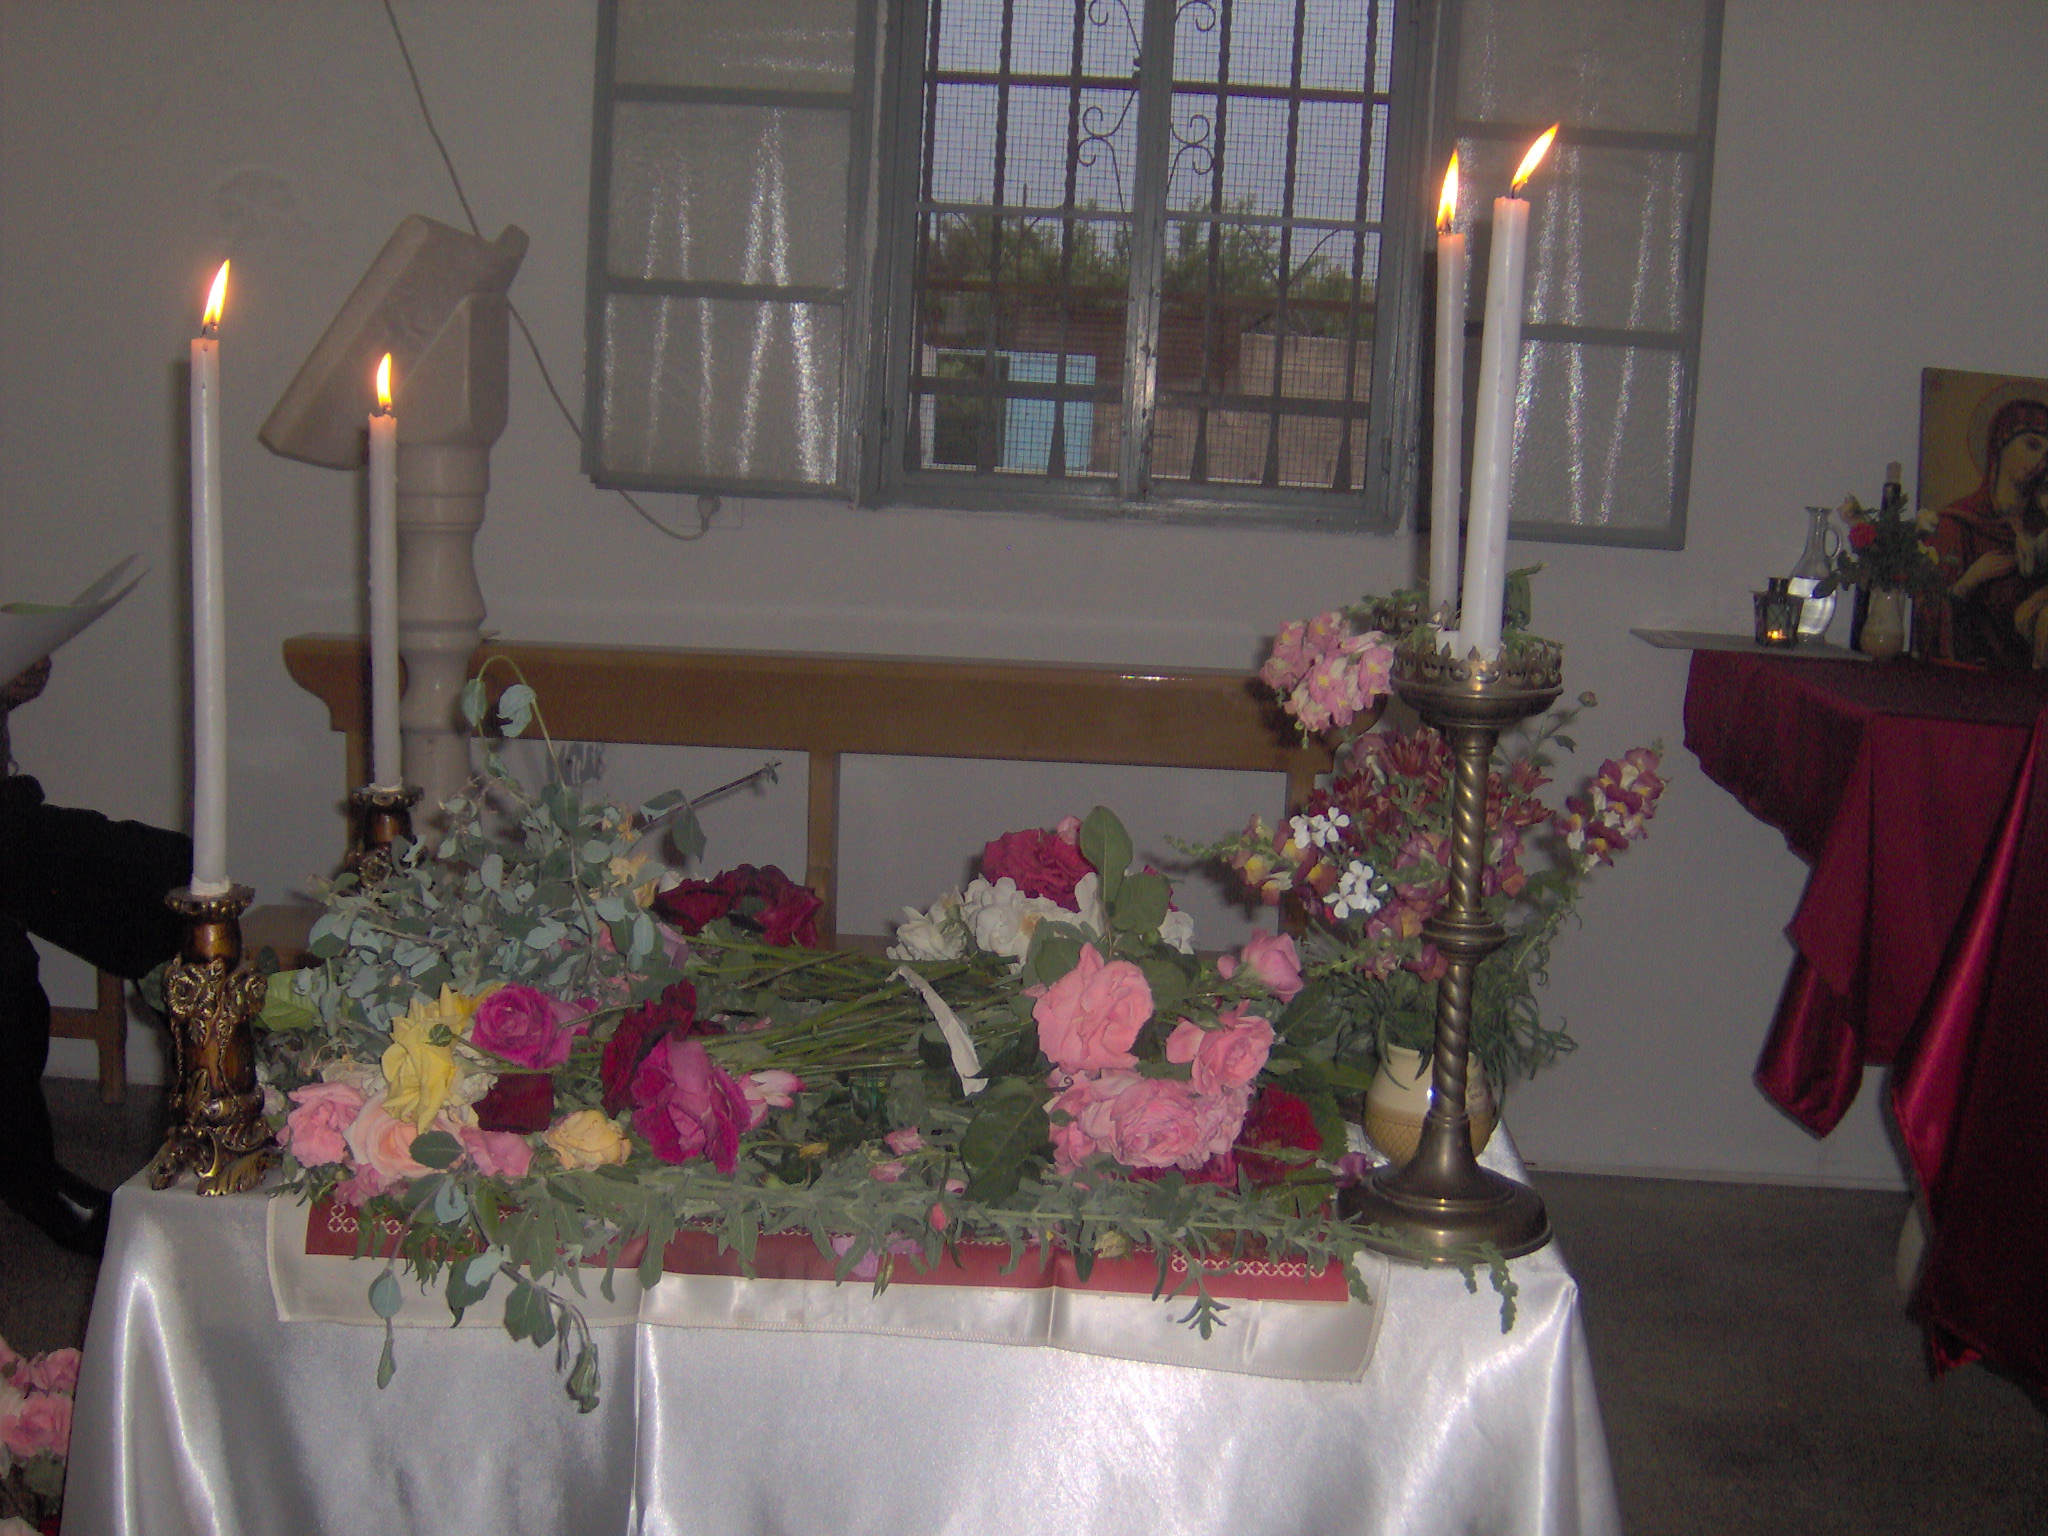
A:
875;0;1436;524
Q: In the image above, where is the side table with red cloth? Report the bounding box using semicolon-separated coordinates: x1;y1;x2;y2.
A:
1685;651;2048;1394
1683;653;2048;1133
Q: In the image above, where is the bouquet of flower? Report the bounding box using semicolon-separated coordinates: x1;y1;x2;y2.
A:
1195;597;1667;1094
1822;494;1945;597
254;685;1505;1415
0;1335;77;1535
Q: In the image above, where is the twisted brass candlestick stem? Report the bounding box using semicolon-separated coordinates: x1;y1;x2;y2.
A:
345;783;422;884
1341;638;1561;1260
150;885;278;1196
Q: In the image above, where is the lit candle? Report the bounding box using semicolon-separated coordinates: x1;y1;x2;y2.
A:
1458;125;1556;660
1429;153;1467;625
189;260;231;895
368;353;401;788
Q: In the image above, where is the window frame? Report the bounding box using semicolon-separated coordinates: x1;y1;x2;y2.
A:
857;0;1447;531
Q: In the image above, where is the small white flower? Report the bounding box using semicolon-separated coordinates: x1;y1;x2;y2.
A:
1327;860;1383;921
1158;908;1196;955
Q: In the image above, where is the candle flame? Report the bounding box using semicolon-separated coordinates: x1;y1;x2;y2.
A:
201;261;229;332
375;353;393;412
1510;125;1559;192
1437;153;1459;232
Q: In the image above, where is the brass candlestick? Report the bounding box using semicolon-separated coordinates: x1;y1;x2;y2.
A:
150;885;277;1196
1342;635;1563;1260
345;783;421;884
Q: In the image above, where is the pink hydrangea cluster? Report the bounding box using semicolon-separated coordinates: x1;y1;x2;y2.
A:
1036;942;1282;1175
1259;611;1396;735
1558;747;1666;869
1;1333;78;1482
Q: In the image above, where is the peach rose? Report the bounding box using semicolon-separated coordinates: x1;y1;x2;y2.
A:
544;1110;631;1170
344;1094;430;1183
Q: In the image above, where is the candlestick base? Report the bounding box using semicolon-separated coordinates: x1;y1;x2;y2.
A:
1341;635;1561;1263
345;784;422;885
149;885;278;1196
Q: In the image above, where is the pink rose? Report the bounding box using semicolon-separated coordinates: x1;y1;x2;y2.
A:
870;1160;907;1182
1033;946;1153;1074
630;1036;752;1173
929;1202;950;1232
738;1070;805;1130
470;985;582;1070
2;1391;72;1459
15;1349;79;1396
344;1094;429;1183
457;1124;534;1179
282;1080;368;1167
1050;1071;1142;1173
1223;932;1304;1002
1098;1077;1210;1170
884;1127;925;1155
1187;1006;1275;1095
981;826;1096;909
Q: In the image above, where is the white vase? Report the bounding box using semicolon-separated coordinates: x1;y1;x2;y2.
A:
1363;1045;1497;1166
1859;586;1908;660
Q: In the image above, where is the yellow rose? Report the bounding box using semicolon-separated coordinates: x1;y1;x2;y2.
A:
381;986;477;1130
545;1109;631;1170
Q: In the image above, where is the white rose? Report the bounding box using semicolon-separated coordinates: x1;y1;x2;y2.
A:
1158;908;1196;955
887;894;965;961
961;877;1077;965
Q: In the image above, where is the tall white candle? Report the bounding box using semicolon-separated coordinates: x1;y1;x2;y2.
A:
1429;153;1468;622
188;261;231;895
1459;126;1556;659
368;353;401;788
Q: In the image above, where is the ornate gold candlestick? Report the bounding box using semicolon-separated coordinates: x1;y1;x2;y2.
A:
150;885;277;1195
1342;636;1562;1260
345;783;421;884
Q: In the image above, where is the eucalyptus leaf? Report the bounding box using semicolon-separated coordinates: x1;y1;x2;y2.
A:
368;1270;403;1320
498;683;537;738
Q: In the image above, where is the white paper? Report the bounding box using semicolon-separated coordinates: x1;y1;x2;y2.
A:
0;555;143;682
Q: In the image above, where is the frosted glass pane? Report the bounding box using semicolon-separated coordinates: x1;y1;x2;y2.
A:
1457;140;1692;333
609;103;848;286
599;295;842;484
1457;0;1707;135
614;0;857;91
1510;340;1680;533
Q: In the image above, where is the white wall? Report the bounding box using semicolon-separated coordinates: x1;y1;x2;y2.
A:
6;0;2044;1185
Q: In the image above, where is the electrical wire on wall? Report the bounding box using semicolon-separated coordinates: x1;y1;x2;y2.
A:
378;0;711;541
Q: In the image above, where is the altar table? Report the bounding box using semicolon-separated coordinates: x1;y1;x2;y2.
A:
1683;651;2048;1393
64;1136;1619;1536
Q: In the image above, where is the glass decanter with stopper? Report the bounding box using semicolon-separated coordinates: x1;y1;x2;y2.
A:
1788;505;1839;639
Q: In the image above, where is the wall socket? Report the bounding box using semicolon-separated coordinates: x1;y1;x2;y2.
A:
697;493;743;530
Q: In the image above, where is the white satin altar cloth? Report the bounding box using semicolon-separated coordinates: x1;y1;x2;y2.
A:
66;1133;1620;1536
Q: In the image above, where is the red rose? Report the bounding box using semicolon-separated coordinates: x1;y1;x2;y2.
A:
756;878;823;947
652;881;734;934
1848;520;1877;552
1234;1086;1323;1185
601;980;698;1115
630;1036;752;1172
474;1071;555;1133
981;827;1096;909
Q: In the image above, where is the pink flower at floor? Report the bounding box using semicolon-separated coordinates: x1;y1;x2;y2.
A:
281;1080;368;1167
1033;945;1152;1074
14;1348;79;1396
884;1127;924;1156
630;1035;752;1173
1;1391;73;1459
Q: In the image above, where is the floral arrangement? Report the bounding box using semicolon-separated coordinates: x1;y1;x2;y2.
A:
1821;494;1945;597
253;684;1512;1414
1196;596;1667;1094
0;1335;76;1535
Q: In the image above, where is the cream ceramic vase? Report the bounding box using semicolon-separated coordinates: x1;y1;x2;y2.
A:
1363;1045;1497;1166
1859;586;1908;659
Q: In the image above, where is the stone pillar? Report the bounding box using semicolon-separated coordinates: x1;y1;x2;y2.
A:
395;292;510;819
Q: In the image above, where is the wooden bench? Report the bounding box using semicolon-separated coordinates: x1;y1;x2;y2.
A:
283;636;1335;941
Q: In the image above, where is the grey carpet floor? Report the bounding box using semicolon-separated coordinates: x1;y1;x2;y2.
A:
5;1080;2045;1534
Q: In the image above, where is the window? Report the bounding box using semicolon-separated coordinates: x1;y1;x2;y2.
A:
584;0;1723;546
872;0;1433;525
